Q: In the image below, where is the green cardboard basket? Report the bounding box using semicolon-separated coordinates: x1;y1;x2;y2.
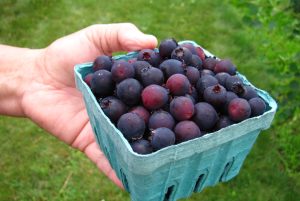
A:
74;41;277;201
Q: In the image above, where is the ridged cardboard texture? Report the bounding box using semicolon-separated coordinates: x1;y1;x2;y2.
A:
74;41;277;201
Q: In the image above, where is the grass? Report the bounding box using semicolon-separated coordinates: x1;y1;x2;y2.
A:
0;0;299;201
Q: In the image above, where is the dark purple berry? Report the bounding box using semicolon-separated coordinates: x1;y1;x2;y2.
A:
116;78;143;106
170;96;194;121
130;139;153;154
91;70;114;97
215;72;230;86
99;96;127;123
159;38;178;59
225;76;245;95
196;75;218;96
222;91;239;114
111;61;135;83
215;115;233;130
185;66;200;85
140;67;164;87
193;102;219;131
249;97;266;117
84;73;93;87
214;59;237;75
128;58;137;64
190;55;203;70
240;86;258;100
141;85;169;110
133;61;152;80
174;121;202;143
117;113;145;141
171;47;193;65
180;43;198;54
166;74;191;96
159;59;184;79
203;84;227;108
200;69;215;77
137;49;161;67
203;57;217;71
130;106;150;124
148;111;175;130
228;98;251;122
92;55;112;72
151;127;175;151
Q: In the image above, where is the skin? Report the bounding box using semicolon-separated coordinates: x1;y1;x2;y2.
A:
0;23;157;188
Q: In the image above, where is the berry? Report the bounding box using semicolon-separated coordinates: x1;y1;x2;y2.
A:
170;96;194;121
99;96;127;123
222;91;239;114
130;139;153;154
196;75;218;96
91;70;114;97
214;59;237;75
141;85;169;110
240;85;258;100
159;38;178;59
203;84;227;108
228;98;251;122
171;47;193;65
130;106;150;124
159;59;184;79
215;115;233;130
128;58;137;64
117;113;146;141
140;67;164;87
174;121;202;143
84;73;93;87
137;49;161;67
215;72;230;86
116;78;143;106
180;43;198;55
185;66;200;85
132;61;152;81
111;61;135;83
190;55;203;70
166;74;191;96
200;69;215;77
203;57;217;71
148;111;175;130
151;127;175;151
92;55;112;72
249;97;266;117
193;102;218;131
195;46;206;62
225;75;245;95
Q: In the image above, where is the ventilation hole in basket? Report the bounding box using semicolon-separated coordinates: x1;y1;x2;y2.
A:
120;169;130;192
164;185;175;201
219;158;234;182
194;174;205;192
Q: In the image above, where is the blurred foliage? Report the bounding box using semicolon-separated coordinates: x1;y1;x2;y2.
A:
230;0;300;176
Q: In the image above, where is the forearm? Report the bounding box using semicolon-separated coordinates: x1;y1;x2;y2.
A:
0;45;41;116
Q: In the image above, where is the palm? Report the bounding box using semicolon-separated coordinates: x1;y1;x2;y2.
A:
21;24;157;188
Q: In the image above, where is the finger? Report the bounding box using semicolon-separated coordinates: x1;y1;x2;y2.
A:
84;23;158;55
84;141;124;189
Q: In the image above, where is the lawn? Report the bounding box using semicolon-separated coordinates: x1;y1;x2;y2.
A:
0;0;299;201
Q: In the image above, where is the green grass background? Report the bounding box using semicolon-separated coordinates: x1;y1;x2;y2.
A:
0;0;299;200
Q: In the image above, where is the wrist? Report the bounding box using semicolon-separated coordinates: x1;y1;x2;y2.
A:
0;45;44;116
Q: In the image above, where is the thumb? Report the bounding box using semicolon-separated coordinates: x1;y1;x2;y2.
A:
84;23;158;55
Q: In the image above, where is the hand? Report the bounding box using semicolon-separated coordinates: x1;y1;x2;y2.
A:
20;23;157;188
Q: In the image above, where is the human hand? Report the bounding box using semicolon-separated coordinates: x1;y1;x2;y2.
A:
14;23;157;188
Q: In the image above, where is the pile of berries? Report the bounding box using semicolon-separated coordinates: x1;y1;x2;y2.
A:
84;38;267;155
